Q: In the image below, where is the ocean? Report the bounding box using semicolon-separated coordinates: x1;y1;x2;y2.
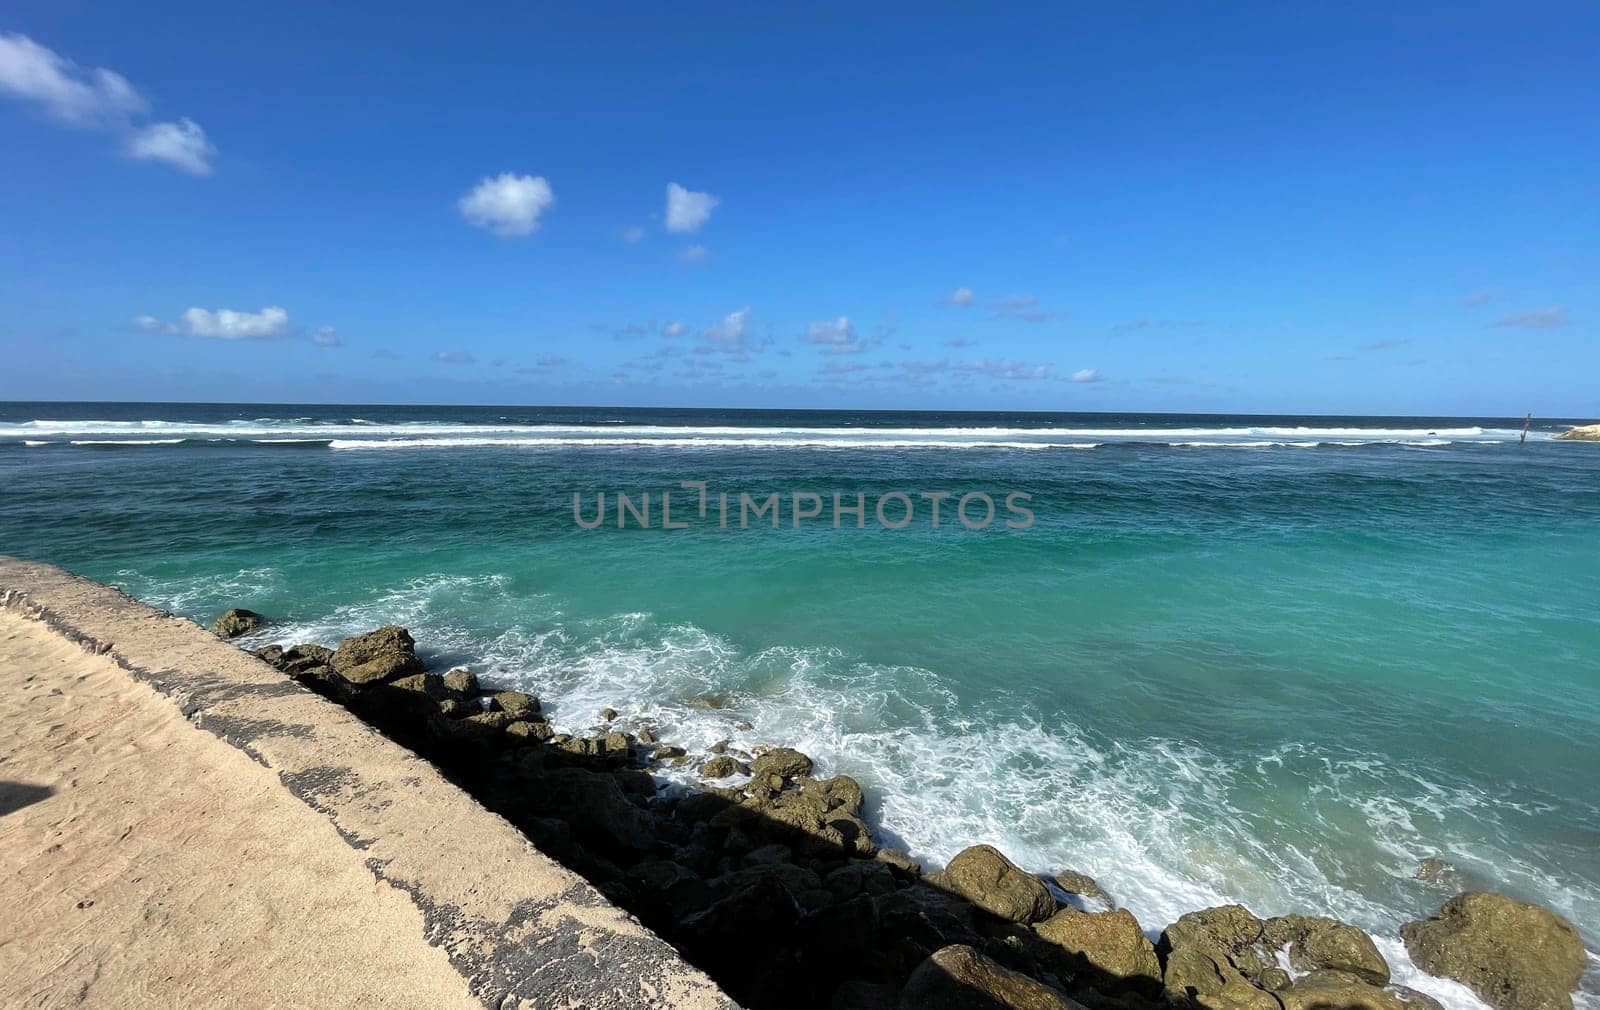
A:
2;402;1595;1007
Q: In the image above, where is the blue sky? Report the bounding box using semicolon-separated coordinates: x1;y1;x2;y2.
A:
2;3;1596;414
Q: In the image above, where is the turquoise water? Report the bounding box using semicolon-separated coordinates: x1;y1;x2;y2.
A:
2;403;1596;1006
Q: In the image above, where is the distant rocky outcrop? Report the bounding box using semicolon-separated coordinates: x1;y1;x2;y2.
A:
1402;892;1586;1010
1554;424;1600;441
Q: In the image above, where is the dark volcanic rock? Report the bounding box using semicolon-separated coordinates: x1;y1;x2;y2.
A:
1401;892;1586;1010
211;608;265;638
331;625;422;685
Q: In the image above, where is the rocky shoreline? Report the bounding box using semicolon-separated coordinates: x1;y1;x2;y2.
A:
218;608;1589;1010
1555;424;1600;441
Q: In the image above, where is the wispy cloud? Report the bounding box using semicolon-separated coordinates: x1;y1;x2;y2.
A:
620;225;646;244
943;336;976;348
946;287;974;307
804;316;866;354
1463;289;1493;307
1360;338;1411;351
987;294;1059;323
678;243;710;263
964;358;1052;380
702;307;768;359
458;173;555;237
1068;368;1102;383
1494;306;1568;329
820;360;869;376
312;325;340;347
432;349;476;364
0;32;216;174
666;182;718;233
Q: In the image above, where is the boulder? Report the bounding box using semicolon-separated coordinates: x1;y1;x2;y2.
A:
211;608;265;638
1159;904;1272;980
1401;892;1586;1010
936;845;1058;925
1033;907;1160;990
899;944;1086;1010
280;644;335;675
1160;945;1279;1010
330;625;422;685
442;667;478;695
1053;869;1113;910
1554;424;1600;441
1277;970;1442;1010
252;644;285;666
490;690;540;718
1262;914;1389;985
752;747;814;781
702;755;746;779
600;707;618;721
537;768;658;852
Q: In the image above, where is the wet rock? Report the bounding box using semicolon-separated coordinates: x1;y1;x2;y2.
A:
636;726;656;744
899;944;1085;1010
936;845;1058;925
330;625;422;685
1159;906;1278;1010
1053;869;1113;910
1263;914;1388;985
702;755;746;779
442;667;478;695
1159;904;1272;980
1401;892;1586;1010
1258;968;1292;992
211;608;265;638
1033;907;1160;991
252;644;285;665
600;707;618;721
490;690;539;718
752;747;814;781
650;744;686;761
875;848;923;877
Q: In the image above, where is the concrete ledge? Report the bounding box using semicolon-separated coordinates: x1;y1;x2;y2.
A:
0;555;738;1010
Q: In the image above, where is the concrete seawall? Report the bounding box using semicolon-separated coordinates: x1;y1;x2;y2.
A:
0;556;739;1009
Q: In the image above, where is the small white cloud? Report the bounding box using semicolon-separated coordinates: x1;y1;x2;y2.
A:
621;225;646;243
432;349;475;364
1494;306;1567;329
178;306;290;340
666;182;718;233
1069;368;1101;383
132;313;171;333
702;306;768;359
127;118;215;175
949;287;974;307
312;325;340;347
459;172;555;237
805;316;866;354
662;320;687;337
0;32;146;125
679;243;710;263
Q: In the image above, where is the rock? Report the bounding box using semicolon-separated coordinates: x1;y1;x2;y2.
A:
1554;424;1600;441
875;848;923;877
538;768;658;852
1415;857;1450;881
603;730;632;754
752;747;814;781
825;860;900;902
1160;945;1279;1010
1262;914;1388;985
1159;904;1272;980
702;755;746;779
600;707;618;721
1033;907;1160;990
330;625;422;685
831;980;898;1010
936;845;1058;925
636;727;656;744
490;690;539;718
1258;968;1292;991
389;673;451;699
280;644;335;675
252;644;285;665
1053;869;1113;910
506;719;553;742
442;667;478;695
1277;971;1438;1010
1401;892;1586;1010
211;608;265;638
804;774;865;816
899;944;1085;1010
650;744;686;761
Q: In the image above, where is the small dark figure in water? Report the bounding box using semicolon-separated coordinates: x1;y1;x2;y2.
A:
1521;412;1532;444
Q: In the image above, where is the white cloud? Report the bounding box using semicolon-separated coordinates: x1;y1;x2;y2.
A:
1069;368;1101;383
805;316;867;354
964;358;1052;381
621;225;646;243
127;118;215;175
666;182;718;233
0;32;145;125
662;320;687;337
312;325;340;347
132;313;170;333
458;173;555;237
0;33;214;175
679;243;710;263
949;287;974;307
701;306;769;359
432;349;475;364
173;306;290;340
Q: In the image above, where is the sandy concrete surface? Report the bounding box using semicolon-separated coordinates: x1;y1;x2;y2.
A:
0;557;738;1010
